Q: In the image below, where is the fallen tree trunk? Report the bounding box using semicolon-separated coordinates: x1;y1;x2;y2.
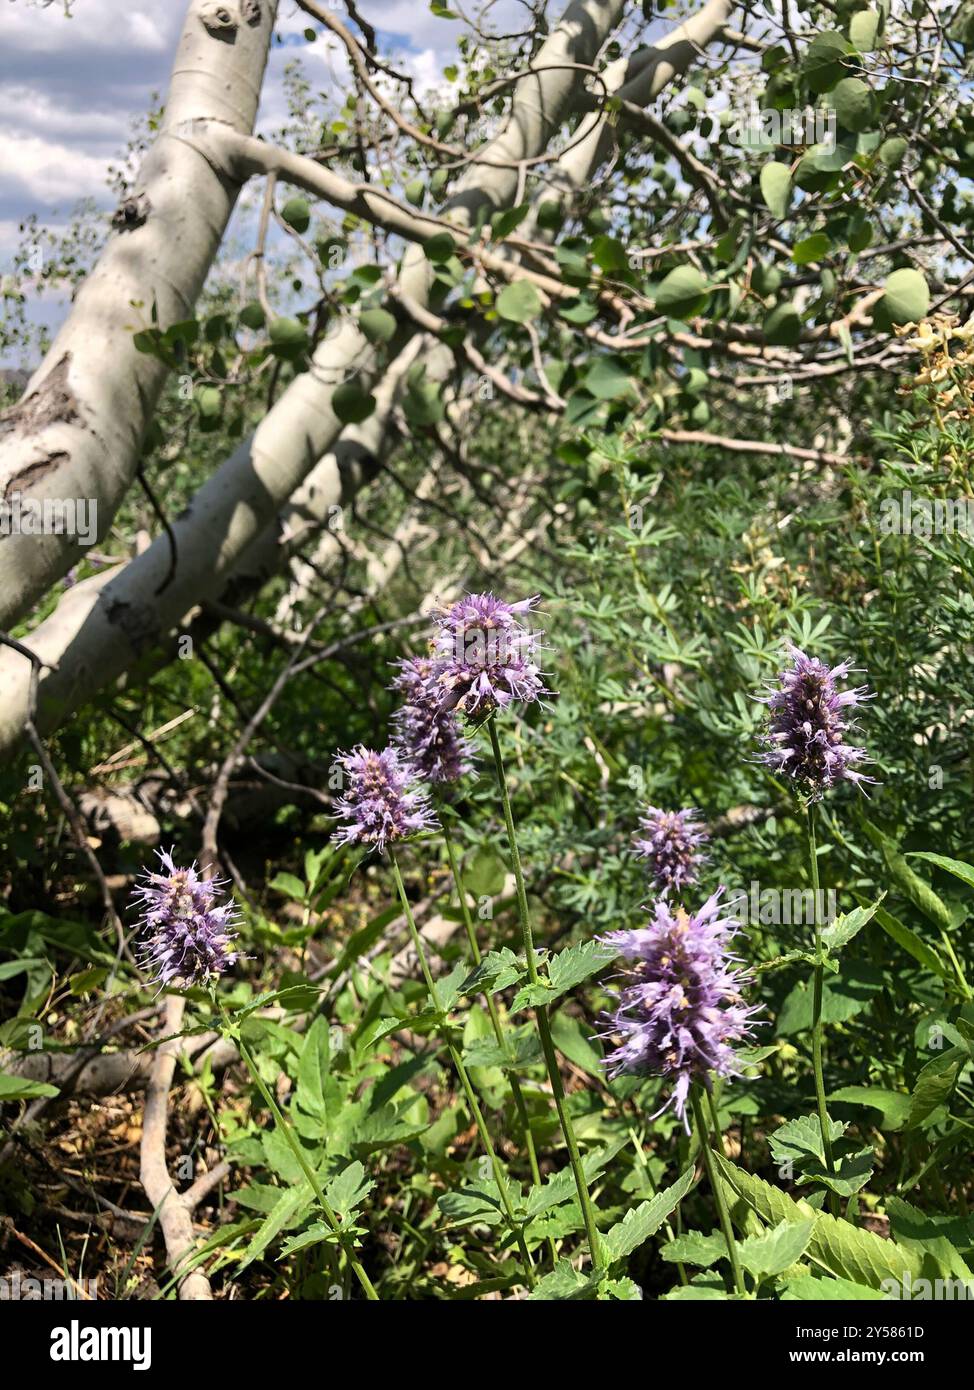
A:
0;0;627;754
0;0;280;627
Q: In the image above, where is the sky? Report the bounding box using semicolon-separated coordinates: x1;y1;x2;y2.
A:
0;0;529;362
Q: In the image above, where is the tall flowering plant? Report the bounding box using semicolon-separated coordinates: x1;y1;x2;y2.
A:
600;891;759;1129
330;736;537;1287
757;645;874;801
133;848;240;988
390;647;552;1223
633;805;709;897
390;655;475;785
422;592;608;1275
756;644;875;1206
598;890;760;1295
129;848;380;1298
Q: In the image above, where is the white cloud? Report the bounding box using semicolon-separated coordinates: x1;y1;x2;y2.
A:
1;132;108;205
0;0;173;54
0;86;123;145
393;46;449;99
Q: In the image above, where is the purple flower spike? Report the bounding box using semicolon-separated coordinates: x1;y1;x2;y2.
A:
633;806;708;895
391;655;475;785
431;592;550;719
332;745;439;853
758;644;875;801
132;848;240;988
599;890;760;1131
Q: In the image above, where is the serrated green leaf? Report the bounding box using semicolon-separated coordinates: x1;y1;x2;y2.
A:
660;1229;727;1267
886;1196;973;1280
526;1259;600;1300
462;1025;542;1071
547;938;615;997
740;1218;815;1278
525;1137;629;1218
799;1147;875;1198
278;1221;344;1257
324;1160;373;1219
603;1164;695;1261
769;1114;846;1167
906;1049;964;1130
460;947;524;997
437;1183;507;1228
434;961;470;1014
239;1183;315;1270
711;1151;922;1289
821;898;884;953
663;1276;729;1300
781;1274;885;1300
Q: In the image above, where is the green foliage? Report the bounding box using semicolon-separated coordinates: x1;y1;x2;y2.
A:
3;0;974;1307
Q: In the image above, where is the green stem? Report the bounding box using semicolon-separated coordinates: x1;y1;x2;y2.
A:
691;1084;746;1298
938;927;972;1002
486;716;605;1274
705;1087;724;1153
442;819;555;1265
236;1035;378;1300
389;851;536;1288
806;804;840;1218
486;718;539;980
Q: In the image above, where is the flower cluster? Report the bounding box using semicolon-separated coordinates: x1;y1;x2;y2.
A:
896;313;974;416
430;592;549;719
132;848;240;988
599;891;759;1129
332;745;438;853
758;644;874;800
391;655;475;785
633;805;708;895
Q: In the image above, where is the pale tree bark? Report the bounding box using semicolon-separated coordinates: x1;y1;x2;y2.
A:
0;0;629;752
528;0;738;230
232;336;430;604
0;0;280;628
